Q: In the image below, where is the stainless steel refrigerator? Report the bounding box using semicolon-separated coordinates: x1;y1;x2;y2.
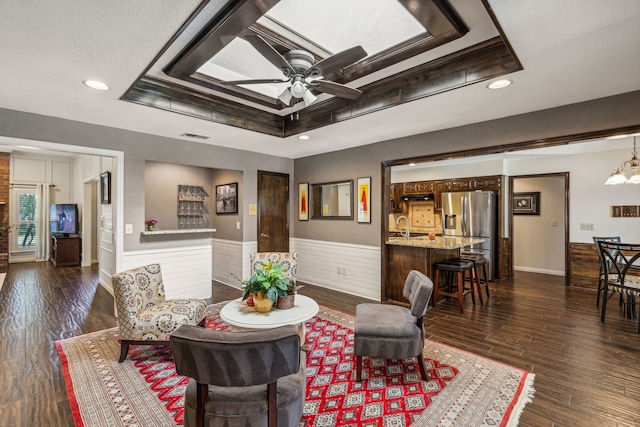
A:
442;191;497;280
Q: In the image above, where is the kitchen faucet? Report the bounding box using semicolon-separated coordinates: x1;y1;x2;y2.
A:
396;215;410;241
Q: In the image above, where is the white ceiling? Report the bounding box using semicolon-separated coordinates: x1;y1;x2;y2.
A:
1;0;639;159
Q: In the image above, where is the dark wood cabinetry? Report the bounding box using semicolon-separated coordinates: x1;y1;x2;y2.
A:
385;244;459;304
390;183;405;213
448;178;473;191
391;175;503;212
472;175;502;190
432;180;448;211
403;181;432;194
51;235;81;267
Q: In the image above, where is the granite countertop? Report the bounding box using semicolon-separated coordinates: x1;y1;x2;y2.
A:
385;236;484;249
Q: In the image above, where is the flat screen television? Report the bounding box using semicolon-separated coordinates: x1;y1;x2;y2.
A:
49;204;79;236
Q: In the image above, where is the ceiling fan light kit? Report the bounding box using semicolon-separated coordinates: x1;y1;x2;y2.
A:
222;34;367;108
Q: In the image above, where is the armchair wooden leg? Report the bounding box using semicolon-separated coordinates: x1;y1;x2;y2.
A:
119;341;130;363
356;355;363;381
196;383;207;427
267;381;277;427
417;353;429;382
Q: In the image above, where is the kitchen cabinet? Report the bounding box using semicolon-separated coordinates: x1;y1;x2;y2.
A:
384;240;468;304
473;175;501;190
448;178;473;191
403;181;432;194
394;175;503;212
432;180;449;211
390;183;405;213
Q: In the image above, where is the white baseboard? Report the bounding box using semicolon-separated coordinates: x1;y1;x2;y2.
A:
514;266;565;276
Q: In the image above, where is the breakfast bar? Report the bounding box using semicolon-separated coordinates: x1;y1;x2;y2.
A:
384;236;485;304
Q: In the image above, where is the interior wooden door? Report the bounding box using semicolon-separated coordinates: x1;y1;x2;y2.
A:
257;170;289;252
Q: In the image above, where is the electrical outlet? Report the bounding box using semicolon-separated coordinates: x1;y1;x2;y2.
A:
343;268;347;276
551;220;557;227
236;221;240;230
337;266;341;274
580;223;594;231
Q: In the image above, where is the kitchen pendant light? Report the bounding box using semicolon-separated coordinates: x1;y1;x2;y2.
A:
604;136;640;185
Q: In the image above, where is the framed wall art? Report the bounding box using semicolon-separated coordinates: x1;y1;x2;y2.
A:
513;192;540;215
216;182;238;214
357;177;371;223
298;182;309;221
100;171;111;205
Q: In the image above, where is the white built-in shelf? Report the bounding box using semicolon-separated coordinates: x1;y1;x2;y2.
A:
141;228;216;236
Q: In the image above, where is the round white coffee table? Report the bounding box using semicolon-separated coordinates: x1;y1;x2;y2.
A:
220;294;319;341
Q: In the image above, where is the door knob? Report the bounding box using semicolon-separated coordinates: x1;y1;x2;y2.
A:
261;233;269;238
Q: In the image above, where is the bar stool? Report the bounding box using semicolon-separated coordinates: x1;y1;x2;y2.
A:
459;253;490;304
432;259;475;314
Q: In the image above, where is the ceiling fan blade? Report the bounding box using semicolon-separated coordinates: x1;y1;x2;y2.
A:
244;34;295;76
305;46;367;78
221;78;290;85
310;80;363;100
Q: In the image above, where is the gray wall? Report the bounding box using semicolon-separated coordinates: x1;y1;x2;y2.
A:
145;161;214;231
0;107;293;251
293;90;640;246
211;169;243;240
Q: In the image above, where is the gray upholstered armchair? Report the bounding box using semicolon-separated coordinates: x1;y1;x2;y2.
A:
354;270;434;381
170;324;306;427
112;263;206;362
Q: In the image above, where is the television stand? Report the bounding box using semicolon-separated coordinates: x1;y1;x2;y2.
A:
51;235;81;267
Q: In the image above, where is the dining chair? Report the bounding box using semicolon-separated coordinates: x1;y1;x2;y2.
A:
598;241;640;333
593;236;621;307
170;324;305;427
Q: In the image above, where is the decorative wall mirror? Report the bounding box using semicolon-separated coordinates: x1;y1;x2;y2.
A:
311;180;354;219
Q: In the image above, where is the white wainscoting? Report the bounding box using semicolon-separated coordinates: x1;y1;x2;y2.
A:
121;245;212;299
211;239;257;289
291;238;380;301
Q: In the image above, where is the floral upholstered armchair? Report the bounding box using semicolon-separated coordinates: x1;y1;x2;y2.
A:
112;263;206;362
250;252;298;281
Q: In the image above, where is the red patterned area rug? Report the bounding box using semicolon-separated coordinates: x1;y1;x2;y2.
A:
56;303;535;427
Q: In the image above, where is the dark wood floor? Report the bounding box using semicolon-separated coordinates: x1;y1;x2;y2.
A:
1;262;639;426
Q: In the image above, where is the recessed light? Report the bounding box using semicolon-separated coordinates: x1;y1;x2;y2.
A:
605;134;630;139
408;163;416;167
83;80;110;91
487;79;512;90
298;135;310;140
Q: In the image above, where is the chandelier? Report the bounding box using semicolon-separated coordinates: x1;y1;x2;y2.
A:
604;136;640;185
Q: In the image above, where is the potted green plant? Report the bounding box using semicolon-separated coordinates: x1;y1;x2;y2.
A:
240;262;290;312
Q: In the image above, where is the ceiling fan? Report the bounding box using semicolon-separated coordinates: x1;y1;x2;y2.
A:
222;34;367;108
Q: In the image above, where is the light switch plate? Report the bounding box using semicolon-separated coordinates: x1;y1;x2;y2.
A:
125;224;133;234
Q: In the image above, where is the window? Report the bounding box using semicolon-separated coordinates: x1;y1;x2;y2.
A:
12;188;38;254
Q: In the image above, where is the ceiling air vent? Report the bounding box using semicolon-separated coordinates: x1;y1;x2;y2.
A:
181;132;209;140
